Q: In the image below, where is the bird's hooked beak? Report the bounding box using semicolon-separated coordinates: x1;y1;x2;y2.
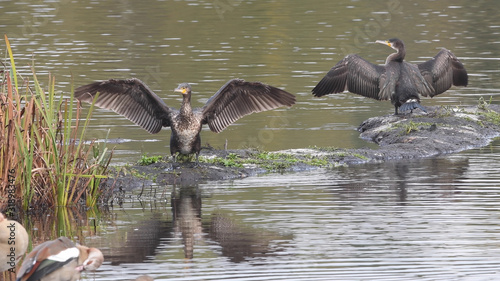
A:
174;87;187;95
174;86;188;95
375;40;391;48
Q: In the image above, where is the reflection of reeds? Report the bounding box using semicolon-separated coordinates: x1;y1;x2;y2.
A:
0;35;112;210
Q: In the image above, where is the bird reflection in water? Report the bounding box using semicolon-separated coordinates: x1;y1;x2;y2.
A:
171;185;203;259
208;212;293;263
106;185;293;267
172;185;293;262
106;213;172;265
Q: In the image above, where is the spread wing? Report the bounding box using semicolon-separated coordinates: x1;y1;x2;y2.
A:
201;79;296;133
74;78;173;134
312;54;387;100
417;48;468;97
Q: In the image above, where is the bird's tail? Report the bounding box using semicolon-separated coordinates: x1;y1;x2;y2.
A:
399;100;427;113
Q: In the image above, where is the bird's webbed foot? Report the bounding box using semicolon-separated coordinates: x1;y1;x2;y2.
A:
397;100;427;115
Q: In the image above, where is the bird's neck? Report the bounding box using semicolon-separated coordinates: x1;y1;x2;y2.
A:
387;48;405;63
180;93;193;116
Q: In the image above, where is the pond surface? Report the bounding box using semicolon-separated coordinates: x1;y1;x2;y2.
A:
87;140;500;281
2;0;500;280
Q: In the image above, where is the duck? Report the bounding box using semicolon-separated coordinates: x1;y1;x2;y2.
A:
312;38;468;114
16;236;103;281
0;213;29;272
75;78;295;162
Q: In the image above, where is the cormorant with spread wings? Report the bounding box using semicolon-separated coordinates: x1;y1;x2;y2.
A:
312;38;468;114
75;78;295;162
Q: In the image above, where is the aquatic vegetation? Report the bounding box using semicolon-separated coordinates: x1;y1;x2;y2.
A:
481;110;500;126
476;96;500;126
138;154;163;166
477;96;492;111
394;121;435;135
303;156;329;167
254;151;294;161
0;36;112;210
308;147;368;161
131;169;155;181
199;150;332;172
437;104;466;117
351;153;368;160
199;153;244;168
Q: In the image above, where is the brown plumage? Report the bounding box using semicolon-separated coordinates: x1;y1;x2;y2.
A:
0;213;29;272
74;78;295;162
16;237;104;281
312;38;468;114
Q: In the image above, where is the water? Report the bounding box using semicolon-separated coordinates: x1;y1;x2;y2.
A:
2;0;500;280
88;140;500;281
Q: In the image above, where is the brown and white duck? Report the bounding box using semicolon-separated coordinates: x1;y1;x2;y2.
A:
15;236;103;281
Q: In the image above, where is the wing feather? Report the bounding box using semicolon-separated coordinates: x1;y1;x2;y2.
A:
312;54;386;100
201;79;296;133
417;48;468;97
74;78;173;134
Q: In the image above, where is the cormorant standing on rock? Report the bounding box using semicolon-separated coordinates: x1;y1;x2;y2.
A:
312;38;468;114
75;78;295;162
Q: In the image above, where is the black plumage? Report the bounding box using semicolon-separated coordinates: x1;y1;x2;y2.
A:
74;78;295;162
312;38;468;114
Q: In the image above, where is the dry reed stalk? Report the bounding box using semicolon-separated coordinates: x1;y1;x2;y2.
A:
1;36;112;211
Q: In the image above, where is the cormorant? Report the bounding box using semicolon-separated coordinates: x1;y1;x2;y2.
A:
312;38;468;114
74;78;295;162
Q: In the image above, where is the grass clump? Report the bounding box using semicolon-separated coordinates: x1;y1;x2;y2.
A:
476;96;500;126
477;96;492;111
482;110;500;126
0;36;112;210
351;153;368;160
394;121;434;135
438;104;466;117
138;154;163;166
199;153;244;167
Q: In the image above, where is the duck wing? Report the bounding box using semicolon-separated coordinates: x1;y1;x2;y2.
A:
16;237;78;281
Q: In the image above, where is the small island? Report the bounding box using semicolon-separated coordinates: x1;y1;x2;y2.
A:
108;102;500;190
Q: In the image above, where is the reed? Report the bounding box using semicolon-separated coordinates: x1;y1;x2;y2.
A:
0;35;112;211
